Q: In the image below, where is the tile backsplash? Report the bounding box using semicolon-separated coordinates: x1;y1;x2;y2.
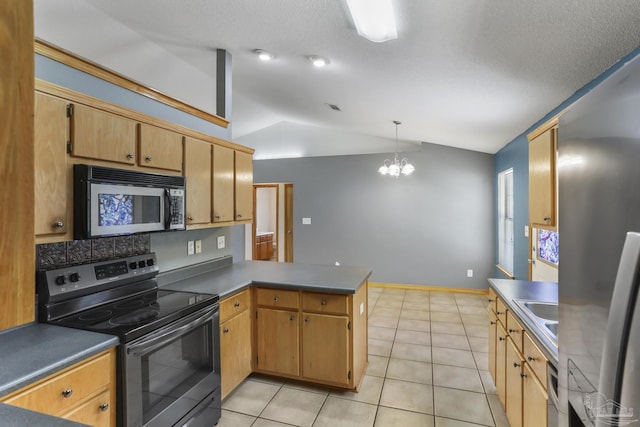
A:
36;234;150;270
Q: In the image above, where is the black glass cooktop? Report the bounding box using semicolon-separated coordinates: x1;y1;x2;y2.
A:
51;289;218;342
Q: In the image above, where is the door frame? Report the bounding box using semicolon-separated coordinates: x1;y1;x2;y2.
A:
284;183;293;262
252;184;279;261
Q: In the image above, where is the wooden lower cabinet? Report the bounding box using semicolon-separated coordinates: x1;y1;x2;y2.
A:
255;307;300;377
496;321;507;407
220;309;252;399
301;313;349;386
523;363;548;427
488;308;497;381
506;337;524;427
1;349;116;427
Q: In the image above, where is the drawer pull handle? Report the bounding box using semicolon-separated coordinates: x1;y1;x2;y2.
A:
223;328;229;334
145;155;153;162
61;389;73;398
321;300;327;306
527;356;536;362
273;296;279;302
53;220;65;228
234;302;240;308
99;403;109;412
126;152;134;159
513;361;521;368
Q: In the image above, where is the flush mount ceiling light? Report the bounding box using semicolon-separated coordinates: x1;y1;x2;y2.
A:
307;55;330;67
378;121;415;177
346;0;397;43
253;49;275;61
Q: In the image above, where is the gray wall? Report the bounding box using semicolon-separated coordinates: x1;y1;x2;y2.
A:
253;143;495;289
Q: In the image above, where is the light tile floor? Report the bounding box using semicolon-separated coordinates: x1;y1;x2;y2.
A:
218;287;509;427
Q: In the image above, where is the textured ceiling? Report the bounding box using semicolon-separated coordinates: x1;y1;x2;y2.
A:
35;0;640;157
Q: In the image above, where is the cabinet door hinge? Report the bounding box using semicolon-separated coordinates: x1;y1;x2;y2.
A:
66;141;73;154
347;321;351;330
348;371;352;380
256;311;258;319
256;356;259;365
66;104;73;118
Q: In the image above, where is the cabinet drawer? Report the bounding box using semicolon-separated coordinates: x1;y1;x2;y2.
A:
496;298;507;326
256;288;299;309
61;389;112;427
524;332;548;389
4;352;111;415
302;292;349;315
506;311;524;353
488;288;498;313
220;289;251;323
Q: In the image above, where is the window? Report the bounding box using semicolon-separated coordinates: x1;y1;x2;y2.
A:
498;168;514;275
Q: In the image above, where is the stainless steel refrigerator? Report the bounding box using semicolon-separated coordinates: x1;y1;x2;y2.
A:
558;52;640;427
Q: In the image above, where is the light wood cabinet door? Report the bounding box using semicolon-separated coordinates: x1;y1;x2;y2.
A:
61;389;112;427
506;337;524;427
212;144;234;222
70;104;137;165
529;128;556;226
255;308;299;377
523;363;548;427
184;137;212;225
488;308;497;381
220;309;252;399
138;123;183;172
301;313;350;386
496;322;507;407
34;93;70;237
235;151;253;221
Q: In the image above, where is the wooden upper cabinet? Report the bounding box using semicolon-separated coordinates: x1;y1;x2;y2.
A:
70;104;137;165
138;123;183;172
184;137;212;225
235;151;254;221
212;144;234;222
34;93;70;237
529;126;556;227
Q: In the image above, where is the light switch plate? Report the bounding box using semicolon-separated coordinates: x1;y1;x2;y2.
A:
217;236;225;249
302;217;311;225
187;241;195;255
524;225;529;237
195;240;202;254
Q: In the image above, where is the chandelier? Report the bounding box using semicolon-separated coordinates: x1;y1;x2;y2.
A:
378;121;415;177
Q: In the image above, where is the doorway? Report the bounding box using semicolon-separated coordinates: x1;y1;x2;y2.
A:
250;183;293;262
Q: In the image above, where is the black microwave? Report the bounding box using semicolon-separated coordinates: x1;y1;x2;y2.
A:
74;164;186;239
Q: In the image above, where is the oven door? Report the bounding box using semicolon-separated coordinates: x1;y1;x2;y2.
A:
123;305;220;427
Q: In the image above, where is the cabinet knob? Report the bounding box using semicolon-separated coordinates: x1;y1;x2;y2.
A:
304;317;310;323
321;300;327;306
61;389;73;398
513;361;521;368
145;155;152;162
520;372;528;378
490;321;496;325
290;315;296;321
544;217;551;222
53;220;64;228
126;152;134;159
527;356;536;362
237;213;243;218
487;298;495;302
287;230;292;234
496;311;503;315
187;216;193;221
234;302;240;308
498;336;505;341
223;328;229;334
215;214;221;219
99;403;109;412
273;296;279;302
508;328;519;334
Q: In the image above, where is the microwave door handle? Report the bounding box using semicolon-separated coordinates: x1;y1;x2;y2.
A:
127;307;216;356
164;188;172;230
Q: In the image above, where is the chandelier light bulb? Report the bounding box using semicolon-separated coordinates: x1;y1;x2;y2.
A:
378;121;415;178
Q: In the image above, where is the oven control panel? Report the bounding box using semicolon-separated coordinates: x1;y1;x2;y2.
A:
37;253;159;302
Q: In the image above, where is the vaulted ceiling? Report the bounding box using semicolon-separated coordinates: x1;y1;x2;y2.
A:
35;0;640;158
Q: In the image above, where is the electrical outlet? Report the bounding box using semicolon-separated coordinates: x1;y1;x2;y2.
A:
217;236;225;249
467;269;473;278
187;241;195;255
195;240;202;254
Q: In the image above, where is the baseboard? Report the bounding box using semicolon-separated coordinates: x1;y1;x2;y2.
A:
368;281;488;295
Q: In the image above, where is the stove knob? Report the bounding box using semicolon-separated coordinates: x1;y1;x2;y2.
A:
55;275;67;286
146;259;155;266
129;262;138;270
69;273;80;283
138;260;146;268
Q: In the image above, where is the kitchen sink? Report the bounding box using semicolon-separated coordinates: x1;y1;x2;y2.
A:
513;299;558;347
521;301;558;322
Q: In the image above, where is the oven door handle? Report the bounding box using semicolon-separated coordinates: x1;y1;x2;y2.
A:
127;307;216;356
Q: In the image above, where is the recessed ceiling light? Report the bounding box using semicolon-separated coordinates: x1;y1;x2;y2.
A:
307;55;330;67
253;49;275;61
